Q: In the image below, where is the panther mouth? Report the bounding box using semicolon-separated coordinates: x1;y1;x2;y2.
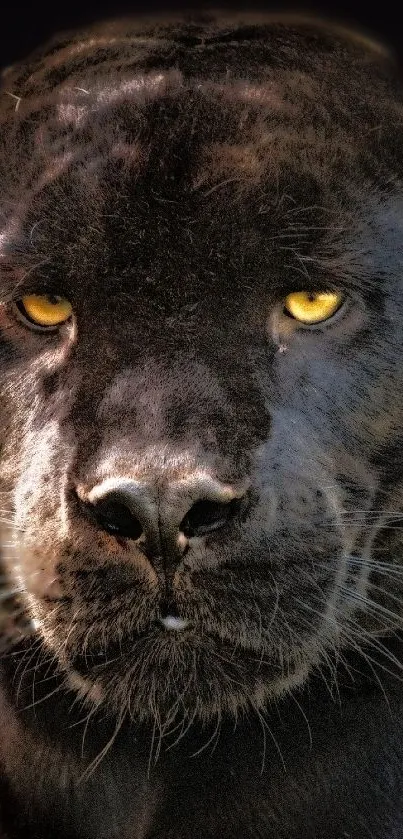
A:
68;606;192;677
159;614;190;631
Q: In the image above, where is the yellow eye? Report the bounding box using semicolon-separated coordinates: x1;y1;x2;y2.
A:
17;294;73;328
283;291;343;324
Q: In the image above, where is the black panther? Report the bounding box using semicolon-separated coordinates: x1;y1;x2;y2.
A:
0;11;403;837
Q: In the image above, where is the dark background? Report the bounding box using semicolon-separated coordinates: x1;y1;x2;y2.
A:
1;1;403;71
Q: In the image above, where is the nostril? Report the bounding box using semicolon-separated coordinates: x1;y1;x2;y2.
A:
83;497;144;541
180;498;242;538
75;475;249;549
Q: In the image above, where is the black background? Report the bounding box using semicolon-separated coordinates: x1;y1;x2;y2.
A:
1;1;403;71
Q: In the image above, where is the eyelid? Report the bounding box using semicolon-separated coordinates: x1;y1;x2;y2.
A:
9;285;59;303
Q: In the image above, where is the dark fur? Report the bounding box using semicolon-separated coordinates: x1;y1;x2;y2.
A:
1;10;403;837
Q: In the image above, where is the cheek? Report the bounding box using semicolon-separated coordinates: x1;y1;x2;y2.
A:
5;537;64;605
15;411;74;494
3;418;71;586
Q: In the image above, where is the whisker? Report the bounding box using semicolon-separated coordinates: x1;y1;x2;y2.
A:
0;587;25;601
342;558;403;577
295;596;403;700
338;586;403;626
78;709;126;783
22;682;65;712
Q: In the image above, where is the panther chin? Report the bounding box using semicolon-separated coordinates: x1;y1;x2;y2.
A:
16;576;316;726
62;623;313;726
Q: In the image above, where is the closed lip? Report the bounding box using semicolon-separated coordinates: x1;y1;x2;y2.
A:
69;618;192;674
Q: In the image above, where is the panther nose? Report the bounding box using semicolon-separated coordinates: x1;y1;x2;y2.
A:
76;473;248;560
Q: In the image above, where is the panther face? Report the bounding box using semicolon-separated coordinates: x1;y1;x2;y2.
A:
0;12;403;728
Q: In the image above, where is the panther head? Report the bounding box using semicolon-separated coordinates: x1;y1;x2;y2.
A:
0;12;403;729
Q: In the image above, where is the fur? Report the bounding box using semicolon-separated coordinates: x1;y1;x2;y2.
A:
0;10;403;837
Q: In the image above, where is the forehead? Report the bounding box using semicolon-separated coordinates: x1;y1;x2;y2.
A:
0;14;401;312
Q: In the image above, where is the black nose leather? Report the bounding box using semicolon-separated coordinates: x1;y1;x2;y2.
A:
77;473;248;561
